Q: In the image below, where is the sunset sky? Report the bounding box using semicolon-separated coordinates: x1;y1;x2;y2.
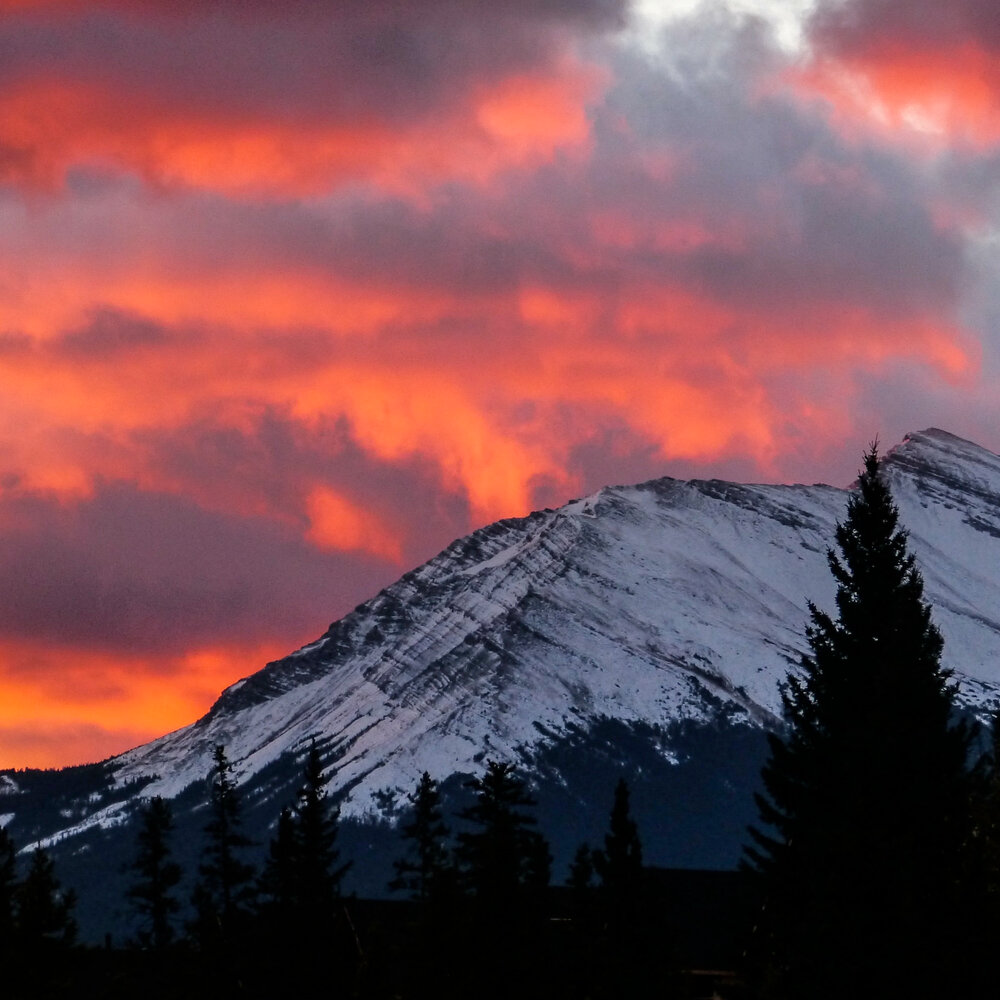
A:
3;0;1000;768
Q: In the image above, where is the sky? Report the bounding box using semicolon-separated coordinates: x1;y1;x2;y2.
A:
3;0;1000;769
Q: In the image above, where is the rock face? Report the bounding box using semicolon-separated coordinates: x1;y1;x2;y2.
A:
5;428;1000;934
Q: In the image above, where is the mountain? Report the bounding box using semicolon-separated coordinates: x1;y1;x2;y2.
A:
4;428;1000;938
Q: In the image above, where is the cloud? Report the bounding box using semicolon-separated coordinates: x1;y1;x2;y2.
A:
0;5;983;524
307;486;404;563
812;0;1000;53
0;1;623;195
0;721;152;770
806;0;1000;145
0;482;396;653
0;638;292;767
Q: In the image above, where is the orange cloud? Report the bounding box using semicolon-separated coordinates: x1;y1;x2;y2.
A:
307;486;403;563
475;65;604;162
791;42;1000;150
0;259;978;529
0;62;604;198
802;0;1000;145
0;637;285;768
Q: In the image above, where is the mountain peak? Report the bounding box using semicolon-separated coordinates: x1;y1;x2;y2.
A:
882;428;1000;505
881;426;1000;460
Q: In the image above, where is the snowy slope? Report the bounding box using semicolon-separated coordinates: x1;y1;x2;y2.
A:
28;427;996;849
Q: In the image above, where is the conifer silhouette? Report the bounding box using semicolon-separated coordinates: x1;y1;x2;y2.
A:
258;805;297;918
0;826;14;954
567;843;593;893
15;846;77;950
456;760;547;908
593;777;645;954
190;744;255;948
127;795;182;949
390;771;452;903
974;711;1000;886
258;742;348;957
292;742;349;930
746;445;974;998
592;778;642;895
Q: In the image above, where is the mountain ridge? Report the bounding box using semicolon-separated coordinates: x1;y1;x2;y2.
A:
102;428;1000;810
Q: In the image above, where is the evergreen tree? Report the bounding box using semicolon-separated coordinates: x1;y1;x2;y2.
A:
592;778;642;895
963;708;1000;986
745;445;974;999
14;847;77;950
390;771;452;902
522;828;552;897
0;826;16;953
190;744;255;947
454;760;551;998
258;805;297;917
566;843;595;933
593;778;645;951
291;742;349;930
127;795;182;949
258;743;348;952
456;760;549;909
972;708;1000;897
567;843;593;893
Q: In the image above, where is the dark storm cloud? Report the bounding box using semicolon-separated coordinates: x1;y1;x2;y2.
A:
140;193;577;299
583;17;965;320
58;308;168;356
130;407;473;563
41;53;960;336
162;8;958;327
0;0;625;124
811;0;1000;54
0;483;395;656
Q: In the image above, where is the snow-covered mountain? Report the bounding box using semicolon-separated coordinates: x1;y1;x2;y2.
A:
5;428;1000;933
114;428;1000;805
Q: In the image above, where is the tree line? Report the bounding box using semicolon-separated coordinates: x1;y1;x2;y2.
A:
0;740;664;997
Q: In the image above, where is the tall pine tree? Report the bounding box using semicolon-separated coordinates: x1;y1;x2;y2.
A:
567;843;594;893
746;445;974;999
14;847;77;951
0;826;16;955
258;806;298;918
292;742;349;932
455;760;551;998
127;795;182;949
964;708;1000;986
456;760;549;910
592;778;642;895
190;744;255;948
390;771;452;903
258;743;349;952
593;777;644;936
